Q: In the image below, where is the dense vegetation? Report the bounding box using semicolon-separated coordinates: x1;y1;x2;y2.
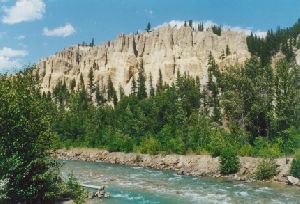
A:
0;69;85;203
49;53;300;158
246;19;300;64
290;149;300;179
255;159;278;180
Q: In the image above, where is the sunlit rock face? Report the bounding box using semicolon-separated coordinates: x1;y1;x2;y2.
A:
37;25;250;95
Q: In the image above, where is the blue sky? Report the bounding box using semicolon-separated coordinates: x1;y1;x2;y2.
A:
0;0;300;73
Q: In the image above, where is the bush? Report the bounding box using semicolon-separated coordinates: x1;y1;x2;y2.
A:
62;174;87;204
107;131;133;153
281;127;300;154
239;144;254;156
255;159;278;180
137;136;162;155
220;147;240;175
208;130;227;157
290;149;300;179
253;137;281;158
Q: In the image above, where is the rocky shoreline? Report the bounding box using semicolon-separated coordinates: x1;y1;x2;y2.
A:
54;148;299;186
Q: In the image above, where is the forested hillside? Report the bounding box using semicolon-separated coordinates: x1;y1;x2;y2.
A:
30;20;300;157
50;54;300;157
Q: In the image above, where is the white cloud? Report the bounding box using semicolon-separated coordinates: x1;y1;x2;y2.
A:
0;47;28;57
154;20;267;38
43;23;75;37
0;47;28;71
0;56;21;70
2;0;45;24
16;35;26;40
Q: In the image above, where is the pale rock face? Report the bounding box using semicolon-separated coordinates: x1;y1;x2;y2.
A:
37;25;250;96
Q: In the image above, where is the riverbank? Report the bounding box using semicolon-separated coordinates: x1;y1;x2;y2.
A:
54;148;297;186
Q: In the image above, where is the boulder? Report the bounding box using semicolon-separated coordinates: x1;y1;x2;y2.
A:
287;176;299;185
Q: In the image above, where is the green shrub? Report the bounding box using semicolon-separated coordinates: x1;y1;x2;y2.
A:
281;127;300;154
239;144;254;156
253;137;281;158
138;136;162;155
62;174;87;204
107;131;133;153
220;147;240;175
208;130;227;157
167;136;185;154
290;149;300;179
255;159;278;180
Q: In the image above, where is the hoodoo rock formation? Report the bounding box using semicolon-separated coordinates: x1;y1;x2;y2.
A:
37;25;250;96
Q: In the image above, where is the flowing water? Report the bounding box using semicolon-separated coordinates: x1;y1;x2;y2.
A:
61;160;300;204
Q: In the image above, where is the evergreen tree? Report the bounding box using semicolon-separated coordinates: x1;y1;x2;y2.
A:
197;23;204;32
107;75;117;103
131;76;137;96
79;73;85;91
156;69;164;93
88;67;94;100
78;73;88;110
212;25;222;36
188;20;193;27
119;85;125;100
207;52;222;125
90;37;95;47
70;78;76;91
226;45;231;56
146;22;151;32
137;62;147;100
95;82;105;105
149;73;155;97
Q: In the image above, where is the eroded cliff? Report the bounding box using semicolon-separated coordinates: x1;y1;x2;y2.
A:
37;25;250;95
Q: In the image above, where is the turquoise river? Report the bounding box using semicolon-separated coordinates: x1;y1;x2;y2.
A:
61;160;300;204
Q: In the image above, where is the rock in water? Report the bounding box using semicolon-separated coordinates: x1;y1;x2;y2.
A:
287;176;299;185
91;185;110;199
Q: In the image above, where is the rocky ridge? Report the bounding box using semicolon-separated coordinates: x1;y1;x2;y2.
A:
37;25;250;95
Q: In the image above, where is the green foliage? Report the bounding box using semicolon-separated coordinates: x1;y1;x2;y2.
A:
107;76;118;105
145;22;151;32
137;136;162;155
290;149;300;179
156;69;164;93
212;25;221;36
280;127;300;154
149;73;155;97
131;76;137;96
197;23;204;32
226;44;231;56
246;19;300;64
0;68;85;203
53;54;300;158
62;174;87;204
220;147;240;175
107;130;133;153
88;67;95;99
255;159;278;180
137;63;147;100
253;137;281;158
